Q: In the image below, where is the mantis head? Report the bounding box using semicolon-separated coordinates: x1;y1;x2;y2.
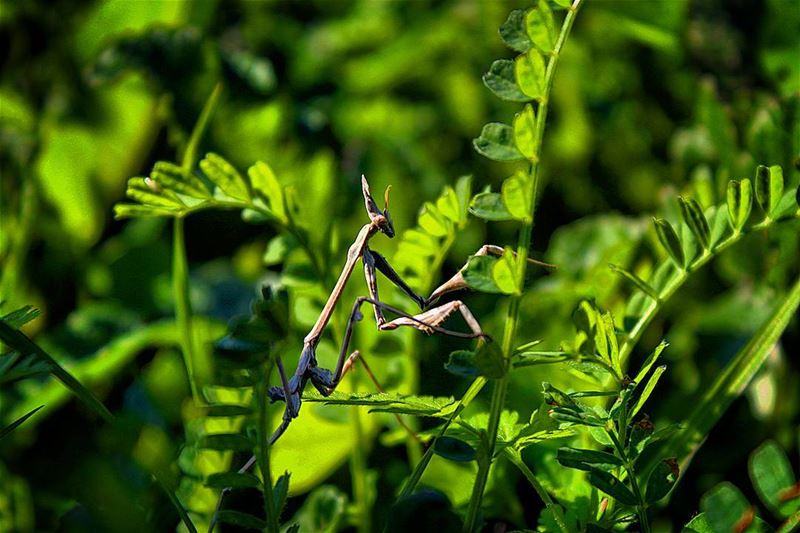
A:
361;175;395;238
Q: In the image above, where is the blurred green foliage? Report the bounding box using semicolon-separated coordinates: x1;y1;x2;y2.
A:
1;0;799;531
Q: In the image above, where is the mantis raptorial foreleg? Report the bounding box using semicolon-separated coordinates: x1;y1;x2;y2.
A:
309;295;488;397
427;244;556;304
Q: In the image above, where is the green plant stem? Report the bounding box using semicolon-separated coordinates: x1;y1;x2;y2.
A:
618;216;787;367
182;83;223;173
173;215;203;403
256;364;280;533
349;394;371;533
608;429;649;533
171;84;224;404
504;449;569;533
462;2;583;531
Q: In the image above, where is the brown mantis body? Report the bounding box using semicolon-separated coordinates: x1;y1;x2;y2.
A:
266;176;492;444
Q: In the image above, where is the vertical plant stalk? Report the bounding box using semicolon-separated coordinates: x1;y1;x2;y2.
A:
256;363;280;533
463;2;584;531
173;216;203;402
349;391;372;533
174;84;223;403
608;428;650;533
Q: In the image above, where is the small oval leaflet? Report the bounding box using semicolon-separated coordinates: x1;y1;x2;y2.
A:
473;122;525;161
653;217;685;269
726;178;752;232
434;436;477;462
483;59;531;102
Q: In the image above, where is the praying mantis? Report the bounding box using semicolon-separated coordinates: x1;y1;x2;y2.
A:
266;175;552;444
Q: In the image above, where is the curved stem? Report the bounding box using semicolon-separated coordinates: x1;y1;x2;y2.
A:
462;1;584;530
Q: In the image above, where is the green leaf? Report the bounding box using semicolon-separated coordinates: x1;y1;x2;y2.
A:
126;177;183;209
587;467;638;506
701;483;753;533
755;164;784;216
1;306;40;330
630;365;666;418
502;170;532;221
248;161;286;222
454;175;473;225
773;187;800;219
199;433;254;451
200;153;250;201
445;350;481;378
492;247;520;295
514;51;546;100
727;178;753;232
645;459;678;503
473;123;524;161
512;105;538;162
204;472;261;489
0;405;43;440
681;513;713;533
419;202;450;237
556;447;623;471
114;203;176;219
633;341;669;385
469;191;514;221
483;59;530;102
288;485;346;533
272;471;291;517
601;312;621;376
217;510;267;530
499;10;532;52
151;161;210;199
304;391;457;418
526;1;557;52
462;255;502;293
749;440;799;517
475;342;507;379
436;186;462;224
609;264;660;300
554;0;573;6
0;320;114;423
653;217;685;269
609;382;635;422
262;234;295;266
434;436;477;462
678;197;711;250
